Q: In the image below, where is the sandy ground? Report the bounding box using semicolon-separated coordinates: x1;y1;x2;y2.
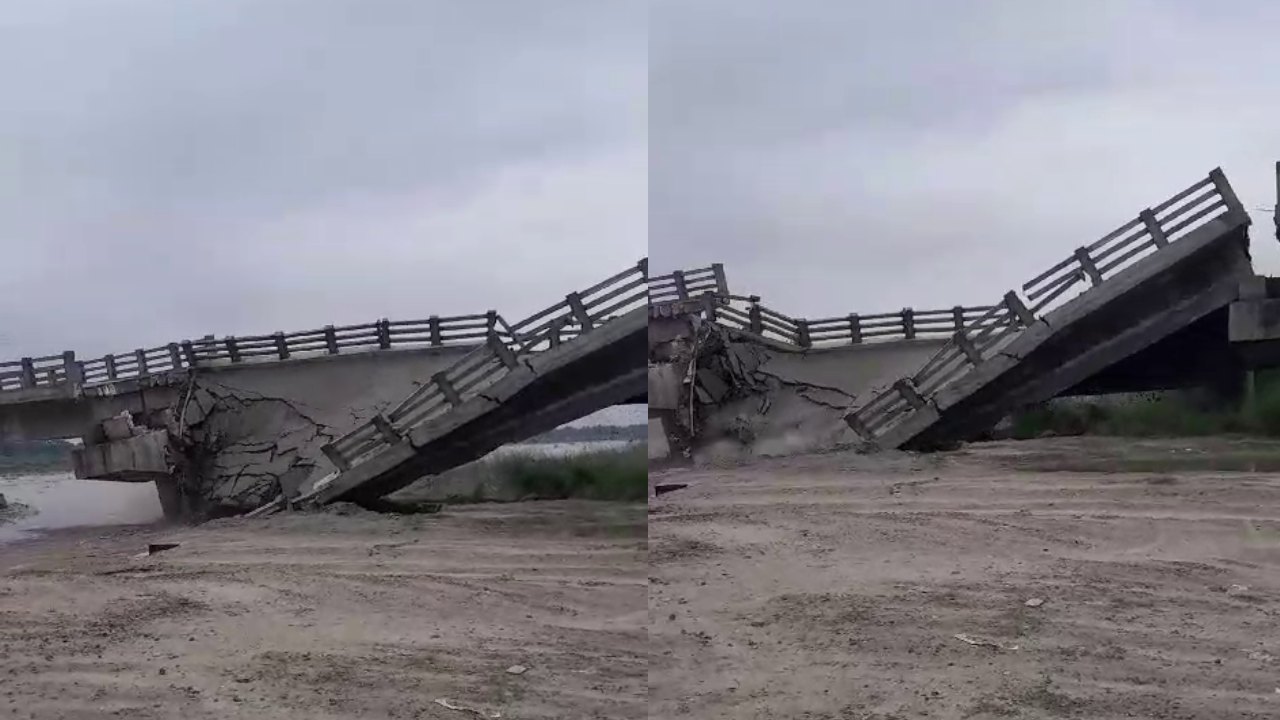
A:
0;500;647;720
649;437;1280;719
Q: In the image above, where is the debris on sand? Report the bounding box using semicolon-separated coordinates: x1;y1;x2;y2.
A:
433;698;502;717
505;664;529;675
954;633;1020;651
0;494;34;524
320;502;377;518
1024;597;1045;608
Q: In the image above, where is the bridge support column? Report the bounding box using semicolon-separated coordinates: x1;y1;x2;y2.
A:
155;476;186;521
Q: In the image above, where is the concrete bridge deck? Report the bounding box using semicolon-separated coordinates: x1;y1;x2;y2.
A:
844;168;1256;450
1;259;648;517
280;264;649;509
651;168;1274;459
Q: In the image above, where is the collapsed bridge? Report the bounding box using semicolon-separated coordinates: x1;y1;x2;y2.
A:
650;168;1280;458
1;261;648;517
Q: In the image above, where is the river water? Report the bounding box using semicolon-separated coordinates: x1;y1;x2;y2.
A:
0;439;641;545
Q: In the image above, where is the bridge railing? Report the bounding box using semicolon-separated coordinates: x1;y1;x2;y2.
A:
650;263;994;348
0;310;548;394
648;264;727;305
320;258;650;473
0;353;78;392
844;168;1247;444
705;294;998;348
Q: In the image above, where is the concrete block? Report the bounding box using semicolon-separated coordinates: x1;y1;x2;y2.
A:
1240;274;1268;300
101;413;136;441
1229;298;1280;343
648;364;682;410
695;368;729;403
73;429;169;480
648;316;694;347
648;417;671;460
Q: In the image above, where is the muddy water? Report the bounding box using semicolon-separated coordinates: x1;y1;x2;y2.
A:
0;473;162;544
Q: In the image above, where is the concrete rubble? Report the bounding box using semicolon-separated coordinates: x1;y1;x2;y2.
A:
650;319;865;462
73;375;394;519
168;381;338;514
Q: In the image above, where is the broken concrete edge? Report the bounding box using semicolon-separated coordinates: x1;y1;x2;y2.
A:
709;319;957;357
902;245;1253;450
305;338;647;507
879;218;1251;431
958;276;1248;431
1035;215;1247;347
403;308;645;447
0;383;79;408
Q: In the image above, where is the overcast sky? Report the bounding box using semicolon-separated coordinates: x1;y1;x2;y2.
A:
651;0;1280;318
10;1;1280;356
0;0;645;358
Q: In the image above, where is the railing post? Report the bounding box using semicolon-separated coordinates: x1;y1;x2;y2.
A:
135;349;149;377
1003;291;1036;327
844;411;873;440
748;300;764;335
321;444;351;472
19;358;35;389
181;341;198;367
701;293;719;322
376;319;391;350
848;314;862;344
1073;247;1103;285
671;270;689;300
894;379;926;410
324;325;339;354
428;315;443;346
486;331;520;369
1139;208;1169;248
1209;167;1246;218
637;257;649;279
795;319;812;348
549;317;563;348
1274;161;1280;241
103;354;117;381
953;330;983;365
484;310;498;341
225;336;241;363
432;371;462;407
370;414;402;444
711;263;728;295
566;291;594;331
901;308;916;339
62;351;83;386
952;306;965;332
274;332;289;359
167;343;182;370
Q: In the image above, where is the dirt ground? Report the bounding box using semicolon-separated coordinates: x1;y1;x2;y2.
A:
0;500;647;720
649;436;1280;719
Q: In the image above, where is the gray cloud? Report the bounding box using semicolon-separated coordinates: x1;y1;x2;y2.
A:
650;0;1280;318
0;0;644;357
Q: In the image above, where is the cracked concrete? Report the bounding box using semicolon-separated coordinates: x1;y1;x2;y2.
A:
72;346;479;517
677;324;946;461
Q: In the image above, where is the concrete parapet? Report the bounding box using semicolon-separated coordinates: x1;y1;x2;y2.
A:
72;429;169;482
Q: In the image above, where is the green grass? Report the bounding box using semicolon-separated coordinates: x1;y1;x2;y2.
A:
422;445;648;503
494;445;647;501
1011;369;1280;439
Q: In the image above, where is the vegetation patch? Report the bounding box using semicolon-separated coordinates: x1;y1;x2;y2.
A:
1010;369;1280;440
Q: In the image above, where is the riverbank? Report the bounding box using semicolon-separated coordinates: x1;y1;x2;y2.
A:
650;436;1280;718
0;499;647;719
